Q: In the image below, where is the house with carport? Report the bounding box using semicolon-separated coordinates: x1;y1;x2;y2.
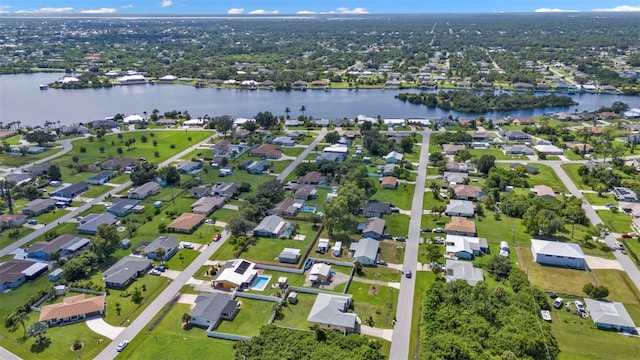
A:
145;235;180;261
129;181;160;200
26;234;90;260
445;235;488;260
22;198;57;217
102;256;152;289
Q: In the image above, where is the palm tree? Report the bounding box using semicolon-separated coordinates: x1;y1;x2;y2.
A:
284;107;291;120
299;105;306;119
181;313;191;327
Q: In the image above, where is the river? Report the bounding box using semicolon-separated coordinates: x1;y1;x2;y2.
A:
1;73;639;127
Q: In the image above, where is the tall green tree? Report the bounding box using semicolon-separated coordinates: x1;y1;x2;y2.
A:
130;161;158;186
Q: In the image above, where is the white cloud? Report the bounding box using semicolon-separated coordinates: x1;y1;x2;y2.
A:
81;8;117;14
248;9;279;15
336;7;368;14
0;5;11;13
16;7;74;13
592;5;640;12
535;8;579;13
161;0;173;8
297;10;316;14
227;8;245;14
121;5;134;9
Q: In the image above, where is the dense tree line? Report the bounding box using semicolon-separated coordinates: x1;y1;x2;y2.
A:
234;325;382;360
396;91;577;113
421;268;559;360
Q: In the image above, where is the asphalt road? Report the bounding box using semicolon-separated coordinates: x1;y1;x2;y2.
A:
276;128;327;182
389;130;431;360
0;134;215;258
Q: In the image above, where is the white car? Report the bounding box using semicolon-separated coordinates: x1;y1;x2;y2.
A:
615;241;624;250
183;243;194;249
575;301;585;312
116;340;129;352
149;269;161;276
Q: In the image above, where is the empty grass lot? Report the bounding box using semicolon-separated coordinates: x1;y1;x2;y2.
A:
596;210;632;234
583;192;616;206
353;265;401;283
120;303;235;360
384;213;410;238
0;227;35;249
371;182;414;210
0;146;62;167
103;275;172;326
215;298;274;336
561;163;590;190
333;281;398;329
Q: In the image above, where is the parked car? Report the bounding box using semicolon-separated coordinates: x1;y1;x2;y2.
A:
433;236;445;244
149;269;161;276
155;265;166;272
116;340;129;352
214;233;222;242
405;270;412;278
548;292;557;299
421;228;432;233
615;241;624;250
377;260;388;266
575;301;585;312
553;297;564;309
395;236;407;242
621;233;635;238
183;243;194;249
433;228;445;233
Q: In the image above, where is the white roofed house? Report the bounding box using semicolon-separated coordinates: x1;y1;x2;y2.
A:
307;293;358;334
530;239;585;269
308;263;332;284
212;259;257;290
253;215;294;238
445;259;484;286
445;235;488;260
583;298;638;333
349;237;380;265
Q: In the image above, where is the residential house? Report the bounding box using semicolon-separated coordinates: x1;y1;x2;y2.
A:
315;152;345;162
501;131;531;142
349;237;379;265
168;213;206;234
212;183;239;197
107;198;141;217
268;197;304;216
380;176;399;189
4;173;32;186
102;256;152;289
247;160;270;174
0;259;48;291
28;164;50;176
445;161;476;173
250;144;282;159
190;186;210;198
177;161;203;174
503;145;535;156
293;184;317;200
76;213;116;235
445;259;484;285
309;263;332;284
50;182;88;200
0;214;27;229
530;239;585;269
278;248;301;264
620;202;640;218
307;293;358;334
442;144;466;155
190;293;240;329
470;131;493;141
533;144;564;155
191;197;226;216
26;234;90;260
322;144;349;156
91;119;119;129
444;172;468;184
212;259;257;289
445;235;489;260
510;163;539;174
254;215;293;238
583;299;637;333
445;200;475;218
272;136;295;147
129;182;160;200
383;151;404;164
60;125;90;135
101;158;136;172
380;164;398;177
39;294;106;326
22;198;57;217
513;118;535;126
145;235;180;261
87;171;115;185
444;217;477;236
452;185;484;200
360;217;386;240
533;185;557;199
362;200;392;218
298;171;326;185
613;187;638;202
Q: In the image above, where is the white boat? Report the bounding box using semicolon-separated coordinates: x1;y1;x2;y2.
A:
541;310;552;322
39;84;49;90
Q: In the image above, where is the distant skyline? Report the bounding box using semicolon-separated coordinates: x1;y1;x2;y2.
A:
1;1;640;15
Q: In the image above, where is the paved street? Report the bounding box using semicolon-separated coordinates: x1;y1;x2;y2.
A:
276;128;327;182
389;130;430;360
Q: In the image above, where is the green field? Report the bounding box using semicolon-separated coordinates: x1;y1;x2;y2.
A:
561;163;589;190
583;192;616;206
339;281;398;329
272;292;317;329
0;147;63;167
596;210;632;234
215;298;274;336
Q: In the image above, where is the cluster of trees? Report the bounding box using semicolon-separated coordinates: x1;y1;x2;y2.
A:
226;180;284;236
50;71;113;89
24;131;56;146
360;129;416;156
234;325;382;360
421;268;559;360
577;165;621;194
432;131;473;146
583;283;609;299
497;193;587;238
130;161;159;186
483;167;530;199
396;91;577;113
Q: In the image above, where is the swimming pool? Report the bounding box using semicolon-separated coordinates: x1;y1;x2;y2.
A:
252;275;272;291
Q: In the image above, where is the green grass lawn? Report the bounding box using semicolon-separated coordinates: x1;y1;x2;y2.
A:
241;221;317;264
583;193;616;206
0;227;35;249
353;265;401;283
164;248;201;271
561;163;589;190
211;240;237;261
120;303;236;360
0;147;63;167
282;147;305;157
526;164;569;193
371;182;414;210
215;298;274;336
468;148;517;160
103;275;172;326
3;134;21;145
596;210;632;233
384;213;410;238
563;150;585;160
34;209;70;224
343;281;398;329
83;185;112;198
591;269;640;304
273;292;316;329
211;207;237;223
379;241;405;264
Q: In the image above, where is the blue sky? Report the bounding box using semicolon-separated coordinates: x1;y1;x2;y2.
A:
1;1;639;15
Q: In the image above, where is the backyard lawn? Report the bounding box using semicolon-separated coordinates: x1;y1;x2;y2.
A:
215;298;274;336
165;248;201;271
371;182;414;210
240;221;318;264
103;275;172;326
273;292;317;329
384;213;410;238
121;303;236;360
379;241;405;264
343;281;398;329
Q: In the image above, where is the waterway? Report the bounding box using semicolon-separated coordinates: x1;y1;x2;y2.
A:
1;73;639;127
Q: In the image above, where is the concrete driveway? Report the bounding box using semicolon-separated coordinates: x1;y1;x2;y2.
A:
86;317;125;340
585;255;623;270
360;325;393;342
162;270;181;279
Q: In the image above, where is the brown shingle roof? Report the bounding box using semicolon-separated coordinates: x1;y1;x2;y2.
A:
444;217;476;234
380;176;398;187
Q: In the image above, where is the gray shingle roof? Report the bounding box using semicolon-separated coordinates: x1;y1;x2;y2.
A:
103;257;151;285
307;293;357;329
